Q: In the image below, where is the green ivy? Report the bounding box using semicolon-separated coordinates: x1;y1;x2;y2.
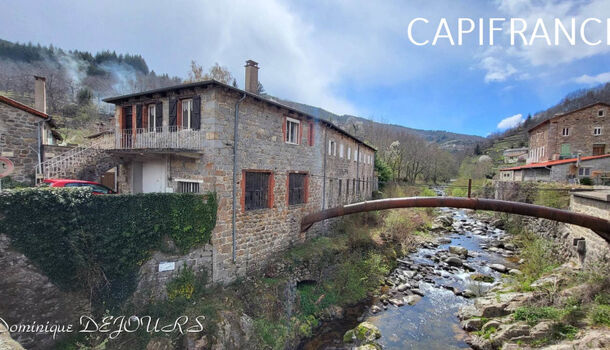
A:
0;188;217;306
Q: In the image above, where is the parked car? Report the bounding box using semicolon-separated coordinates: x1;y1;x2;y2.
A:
41;179;116;194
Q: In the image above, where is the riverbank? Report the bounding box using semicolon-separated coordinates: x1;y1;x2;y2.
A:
458;214;610;350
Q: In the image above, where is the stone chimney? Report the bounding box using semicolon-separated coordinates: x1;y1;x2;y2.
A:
244;60;259;94
34;76;47;114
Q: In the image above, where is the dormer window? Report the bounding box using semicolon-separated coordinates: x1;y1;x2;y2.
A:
286;118;300;144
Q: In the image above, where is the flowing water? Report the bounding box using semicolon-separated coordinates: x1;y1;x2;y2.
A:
300;204;517;350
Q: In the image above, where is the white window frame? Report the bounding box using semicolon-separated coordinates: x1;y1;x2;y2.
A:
175;178;203;193
593;126;602;136
286;117;300;145
578;167;591;176
347;147;351;160
328;140;337;156
148;104;156;131
598;110;605;117
181;98;193;130
561;127;569;136
339;143;344;158
354;149;358;162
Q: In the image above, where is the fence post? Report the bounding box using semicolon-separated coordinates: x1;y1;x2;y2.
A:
467;179;472;198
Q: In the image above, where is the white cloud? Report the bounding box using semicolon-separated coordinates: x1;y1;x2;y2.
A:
573;72;610;85
497;113;524;129
478;0;610;83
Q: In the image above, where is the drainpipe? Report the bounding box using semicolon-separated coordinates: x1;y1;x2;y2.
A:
232;93;246;263
356;144;360;198
322;126;327;210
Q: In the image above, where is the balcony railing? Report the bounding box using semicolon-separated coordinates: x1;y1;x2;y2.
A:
114;126;205;150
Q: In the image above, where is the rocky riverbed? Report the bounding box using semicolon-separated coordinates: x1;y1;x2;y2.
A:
303;206;521;349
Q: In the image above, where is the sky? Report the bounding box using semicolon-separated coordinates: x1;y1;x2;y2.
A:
1;0;610;137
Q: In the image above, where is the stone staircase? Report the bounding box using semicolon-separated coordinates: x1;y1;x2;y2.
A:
37;135;115;181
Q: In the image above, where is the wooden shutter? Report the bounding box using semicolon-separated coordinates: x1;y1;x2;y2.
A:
136;104;143;129
142;105;148;130
169;98;177;130
192;95;201;130
155;102;163;132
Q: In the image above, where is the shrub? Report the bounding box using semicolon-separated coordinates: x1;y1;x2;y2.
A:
590;304;610;326
0;188;217;305
579;177;593;186
513;306;564;325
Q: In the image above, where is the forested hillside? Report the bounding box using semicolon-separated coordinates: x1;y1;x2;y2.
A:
0;39;181;113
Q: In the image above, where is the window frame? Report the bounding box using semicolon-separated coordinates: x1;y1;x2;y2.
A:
176;179;202;193
147;104;156;132
286;117;301;145
181;98;193;130
578;167;591;177
242;170;273;211
598;109;605;117
561;127;569;136
328;140;337;156
287;172;308;206
339;143;344;158
593;126;602;136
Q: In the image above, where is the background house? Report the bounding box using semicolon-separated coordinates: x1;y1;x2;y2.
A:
0;76;61;184
527;103;609;163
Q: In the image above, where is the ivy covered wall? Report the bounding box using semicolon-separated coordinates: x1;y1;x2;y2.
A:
0;188;217;305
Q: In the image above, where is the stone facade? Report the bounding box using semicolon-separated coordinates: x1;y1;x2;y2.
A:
105;83;376;284
0;101;44;184
528;103;610;163
498;155;610;183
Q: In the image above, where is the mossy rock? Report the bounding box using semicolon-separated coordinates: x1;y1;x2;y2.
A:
356;343;383;350
472;274;495;283
343;329;355;343
355;321;381;342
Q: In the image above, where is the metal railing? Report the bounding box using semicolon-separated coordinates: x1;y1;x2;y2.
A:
115;126;205;150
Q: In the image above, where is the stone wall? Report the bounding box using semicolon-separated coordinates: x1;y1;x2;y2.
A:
0;235;90;350
549;157;610;183
111;86;376;284
0;103;43;184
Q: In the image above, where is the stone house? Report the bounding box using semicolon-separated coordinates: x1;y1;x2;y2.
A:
502;147;528;164
499;154;610;184
96;60;377;283
527;103;610;163
0;77;61;184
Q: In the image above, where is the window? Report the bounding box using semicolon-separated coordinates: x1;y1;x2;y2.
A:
339;143;344;158
148;105;156;132
593;127;602;136
347;147;351;160
354;149;358;162
593;144;606;156
308;122;314;146
560;143;571;156
328;140;336;156
578;167;591;176
245;172;271;210
288;173;307;205
561;127;569;136
177;180;200;193
352;179;355;194
346;180;350;199
286;118;300;144
181;99;193;129
599;110;605;117
338;179;342;198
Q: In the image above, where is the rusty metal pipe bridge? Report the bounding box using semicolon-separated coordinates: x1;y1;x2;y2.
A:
301;197;610;243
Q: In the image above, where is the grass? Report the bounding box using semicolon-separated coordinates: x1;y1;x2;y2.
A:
513;306;565;325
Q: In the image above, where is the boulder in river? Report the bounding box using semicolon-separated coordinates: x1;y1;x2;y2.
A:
343;322;381;344
490;264;508;273
449;246;468;257
404;294;422;305
445;256;463;267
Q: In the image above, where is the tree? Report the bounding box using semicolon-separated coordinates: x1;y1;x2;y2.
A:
374;156;392;188
186;61;236;85
257;82;265;94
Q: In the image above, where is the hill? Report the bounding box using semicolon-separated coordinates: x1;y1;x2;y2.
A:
276;99;486;152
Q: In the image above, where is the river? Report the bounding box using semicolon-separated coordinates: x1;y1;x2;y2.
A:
300;203;517;349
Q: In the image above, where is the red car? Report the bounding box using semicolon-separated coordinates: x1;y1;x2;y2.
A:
42;179;116;194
